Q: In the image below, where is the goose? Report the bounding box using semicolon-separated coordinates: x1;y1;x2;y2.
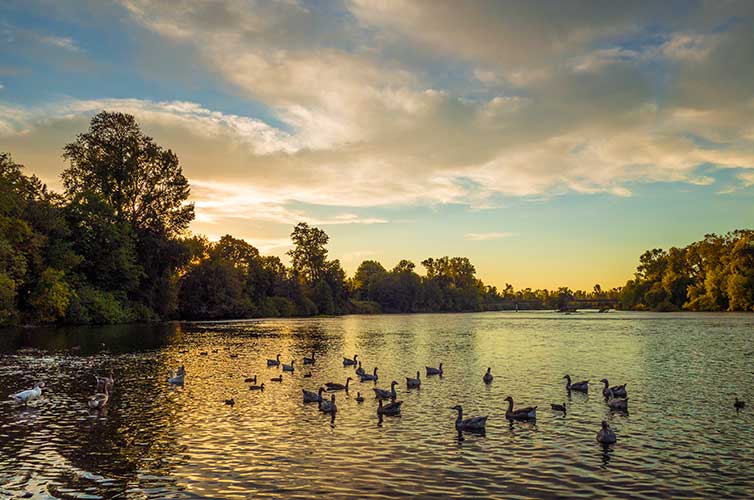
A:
168;370;184;385
483;367;493;385
355;361;365;376
600;379;627;399
374;381;398;400
355;392;365;403
426;363;443;376
360;367;379;382
504;396;537;421
267;354;281;367
95;371;115;393
735;397;746;410
551;402;567;413
282;360;295;372
406;371;421;389
244;375;257;384
450;405;487;431
224;398;235;407
596;420;617;444
325;377;352;391
249;383;265;391
303;387;325;404
229;353;238;359
319;394;337;414
10;383;44;405
199;351;208;356
343;354;358;366
378;399;403;416
563;375;589;393
271;375;283;383
87;387;109;410
176;365;186;377
303;372;313;378
303;352;316;365
607;397;628;411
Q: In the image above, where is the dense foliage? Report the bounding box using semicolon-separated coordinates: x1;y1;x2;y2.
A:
2;112;753;326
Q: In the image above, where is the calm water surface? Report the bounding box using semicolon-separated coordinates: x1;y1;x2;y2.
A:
1;311;753;499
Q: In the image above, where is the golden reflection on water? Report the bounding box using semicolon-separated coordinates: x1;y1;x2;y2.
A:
1;312;754;499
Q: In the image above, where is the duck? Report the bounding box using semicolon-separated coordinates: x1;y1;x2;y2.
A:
596;420;617;444
10;383;44;405
563;374;589;393
249;383;265;391
199;351;208;356
551;402;567;414
168;370;184;385
87;387;109;410
229;353;238;359
406;371;421;389
483;367;493;385
504;396;537;421
355;392;365;403
282;360;295;372
325;377;352;391
600;378;627;399
303;352;316;365
303;372;313;378
450;405;487;431
360;367;379;382
426;363;443;376
271;375;283;383
267;354;281;367
374;381;398;400
735;397;746;410
224;398;235;407
303;387;326;403
343;354;358;366
607;397;628;411
377;399;403;416
244;375;257;384
319;394;337;414
355;361;365;376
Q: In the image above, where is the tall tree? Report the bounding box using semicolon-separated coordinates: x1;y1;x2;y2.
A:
287;222;329;284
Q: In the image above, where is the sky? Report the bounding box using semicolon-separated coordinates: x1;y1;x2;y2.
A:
1;0;754;290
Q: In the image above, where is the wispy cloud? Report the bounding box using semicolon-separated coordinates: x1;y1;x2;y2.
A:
39;35;79;52
464;232;513;241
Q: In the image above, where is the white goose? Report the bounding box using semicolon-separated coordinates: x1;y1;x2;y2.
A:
282;360;295;372
10;383;44;405
88;386;109;410
373;380;398;400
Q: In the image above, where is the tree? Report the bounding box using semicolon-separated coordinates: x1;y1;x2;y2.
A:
287;222;329;284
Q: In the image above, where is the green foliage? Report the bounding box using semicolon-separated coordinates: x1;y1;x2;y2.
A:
287;222;329;284
28;268;72;323
0;272;17;326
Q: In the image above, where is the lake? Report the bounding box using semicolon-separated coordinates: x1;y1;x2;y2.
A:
1;311;753;499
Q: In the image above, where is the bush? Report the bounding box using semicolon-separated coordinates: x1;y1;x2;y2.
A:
349;300;382;314
66;286;131;324
0;272;18;326
28;268;72;323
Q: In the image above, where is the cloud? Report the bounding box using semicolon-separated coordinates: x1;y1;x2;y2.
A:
39;35;79;52
464;232;513;241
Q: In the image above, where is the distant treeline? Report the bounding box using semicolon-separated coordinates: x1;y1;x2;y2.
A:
1;112;751;326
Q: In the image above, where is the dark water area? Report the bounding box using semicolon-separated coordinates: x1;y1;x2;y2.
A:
1;311;753;499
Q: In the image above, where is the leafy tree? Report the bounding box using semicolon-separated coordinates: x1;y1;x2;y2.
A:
287;222;329;284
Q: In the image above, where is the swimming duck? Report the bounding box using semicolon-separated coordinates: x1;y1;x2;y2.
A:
551;403;566;413
355;361;365;376
406;371;421;389
735;397;746;410
303;372;313;378
271;375;283;383
224;398;235;407
303;352;316;365
563;375;589;393
168;370;184;385
483;368;493;385
244;375;257;384
13;384;45;405
267;354;281;367
600;378;627;399
87;387;109;410
607;397;628;411
343;354;358;366
229;353;238;359
378;399;403;416
426;363;443;376
596;420;617;444
355;392;365;403
249;383;265;391
282;360;295;372
450;405;487;431
319;394;337;414
303;387;326;403
504;396;537;421
360;367;379;382
325;377;352;391
374;381;398;399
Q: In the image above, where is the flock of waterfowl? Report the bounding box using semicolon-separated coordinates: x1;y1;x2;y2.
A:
8;349;748;447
